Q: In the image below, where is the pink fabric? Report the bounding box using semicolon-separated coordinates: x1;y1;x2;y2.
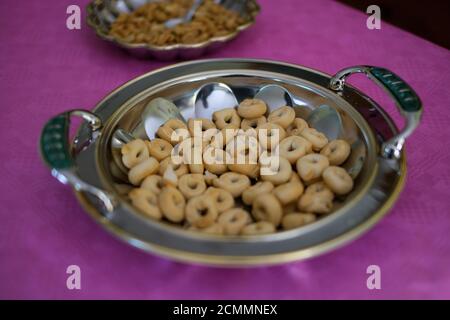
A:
1;0;449;299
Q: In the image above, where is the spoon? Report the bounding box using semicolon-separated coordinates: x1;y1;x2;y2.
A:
254;84;295;111
194;82;238;119
255;84;343;140
140;97;186;139
113;84;342;148
111;128;135;148
112;97;186;148
306;104;342;140
164;0;203;29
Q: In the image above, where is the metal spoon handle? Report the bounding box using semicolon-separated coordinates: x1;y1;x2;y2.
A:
185;0;203;22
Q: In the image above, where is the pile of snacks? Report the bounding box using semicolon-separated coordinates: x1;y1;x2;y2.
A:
109;0;246;46
118;98;354;236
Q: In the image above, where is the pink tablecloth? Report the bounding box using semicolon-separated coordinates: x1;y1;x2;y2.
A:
1;0;449;299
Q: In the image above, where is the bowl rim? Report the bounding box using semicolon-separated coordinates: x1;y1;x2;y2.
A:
71;58;407;266
86;0;261;51
74;161;405;266
96;66;378;242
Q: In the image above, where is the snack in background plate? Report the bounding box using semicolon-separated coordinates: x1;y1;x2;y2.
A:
109;0;246;46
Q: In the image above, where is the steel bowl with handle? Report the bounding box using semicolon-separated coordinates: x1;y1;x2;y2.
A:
39;59;422;266
87;0;260;60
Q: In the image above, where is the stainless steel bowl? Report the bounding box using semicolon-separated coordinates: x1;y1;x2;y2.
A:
87;0;260;60
40;59;422;266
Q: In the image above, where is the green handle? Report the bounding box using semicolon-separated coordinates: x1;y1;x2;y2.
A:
40;110;101;170
330;65;423;159
40;110;115;211
369;67;422;112
40;113;73;169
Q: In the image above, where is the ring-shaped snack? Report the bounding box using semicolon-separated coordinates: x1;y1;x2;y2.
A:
185;195;219;228
286;118;309;136
187;118;216;137
322;166;354;195
159;186;186;223
257;122;286;150
213;172;250;197
205;187;235;213
241;116;266;131
212;108;241;130
281;213;316;230
147;138;173;161
128;157;159;185
141;174;163;194
296;153;329;184
242;181;274;205
178;174;207;199
252;193;283;226
203;146;230;175
218;208;252;235
156;118;190;146
121;139;149;169
189;223;224;235
159;157;189;177
240;221;276;235
272;180;304;205
237;98;267;119
279;135;312;164
267;106;296;128
260;157;292;185
300;127;328;151
129;188;162;220
204;170;218;186
320;139;351;166
298;182;334;214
